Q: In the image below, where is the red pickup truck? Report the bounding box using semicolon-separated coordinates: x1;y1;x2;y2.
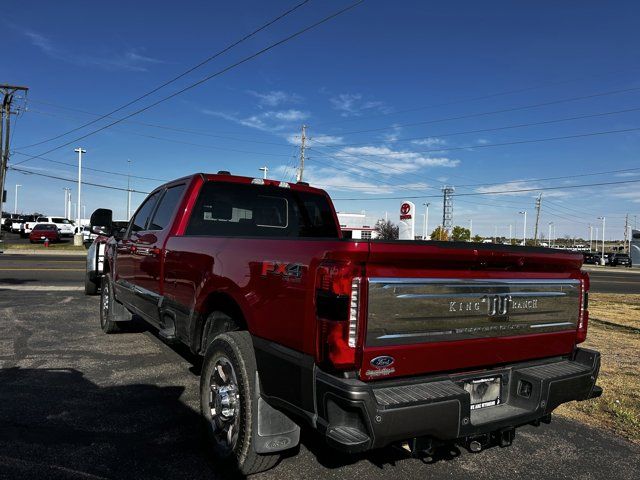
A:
90;172;601;475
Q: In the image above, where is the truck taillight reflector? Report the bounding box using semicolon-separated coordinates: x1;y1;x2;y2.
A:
577;272;589;344
348;278;360;348
315;261;362;370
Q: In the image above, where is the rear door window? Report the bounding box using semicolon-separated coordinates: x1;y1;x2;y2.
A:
185;182;338;238
129;191;161;233
148;184;186;231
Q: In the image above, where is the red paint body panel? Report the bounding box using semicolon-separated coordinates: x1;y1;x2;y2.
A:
361;331;578;379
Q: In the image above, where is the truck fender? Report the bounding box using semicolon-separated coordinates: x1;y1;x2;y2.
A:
253;371;300;454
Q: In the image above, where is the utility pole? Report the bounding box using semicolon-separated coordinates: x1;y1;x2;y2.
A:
624;214;629;253
0;84;29;250
441;186;455;240
533;194;542;245
468;219;473;241
296;124;307;182
259;166;269;179
74;147;86;245
14;184;21;214
548;222;553;248
509;224;513;245
589;224;593;252
423;202;430;239
519;211;527;245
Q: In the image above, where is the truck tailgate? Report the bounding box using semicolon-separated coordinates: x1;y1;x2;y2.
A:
360;242;584;380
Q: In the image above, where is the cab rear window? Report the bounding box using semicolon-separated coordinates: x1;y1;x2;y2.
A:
186;182;338;238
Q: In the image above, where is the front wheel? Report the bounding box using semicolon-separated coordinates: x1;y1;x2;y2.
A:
200;331;279;475
100;275;120;333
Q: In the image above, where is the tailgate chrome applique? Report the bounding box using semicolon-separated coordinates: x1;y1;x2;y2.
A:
366;278;580;347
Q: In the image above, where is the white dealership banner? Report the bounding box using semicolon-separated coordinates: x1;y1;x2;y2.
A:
398;201;415;240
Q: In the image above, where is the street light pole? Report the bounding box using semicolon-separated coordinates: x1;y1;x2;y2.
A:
548;222;553;248
519;211;527;245
14;184;21;214
74;147;86;244
468;219;473;241
423;202;430;239
589;224;593;252
598;216;606;261
63;187;71;218
259;166;269;179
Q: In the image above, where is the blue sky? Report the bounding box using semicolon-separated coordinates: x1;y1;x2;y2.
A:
3;0;640;239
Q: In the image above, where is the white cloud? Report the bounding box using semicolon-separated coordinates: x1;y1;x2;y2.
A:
475;181;569;198
23;30;163;72
274;165;429;195
411;137;447;147
286;133;343;146
202;109;308;133
477;138;490;145
383;124;402;143
247;90;302;107
264;109;308;122
330;93;389;117
614;171;640;178
337;146;460;173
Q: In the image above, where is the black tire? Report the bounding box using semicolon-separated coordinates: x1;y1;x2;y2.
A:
200;331;279;475
100;274;120;333
85;272;99;295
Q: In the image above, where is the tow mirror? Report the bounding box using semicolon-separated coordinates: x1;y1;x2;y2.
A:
90;208;113;236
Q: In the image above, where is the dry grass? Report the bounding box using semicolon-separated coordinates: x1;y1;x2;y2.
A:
555;293;640;444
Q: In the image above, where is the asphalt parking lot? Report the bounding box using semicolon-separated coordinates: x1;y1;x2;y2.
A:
0;254;638;479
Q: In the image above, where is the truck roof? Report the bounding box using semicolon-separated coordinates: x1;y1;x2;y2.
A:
155;172;328;196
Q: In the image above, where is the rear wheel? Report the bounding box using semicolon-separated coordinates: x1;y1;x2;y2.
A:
100;275;120;333
200;331;279;475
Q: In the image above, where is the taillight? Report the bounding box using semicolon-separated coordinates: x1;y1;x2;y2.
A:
577;272;589;344
315;261;362;370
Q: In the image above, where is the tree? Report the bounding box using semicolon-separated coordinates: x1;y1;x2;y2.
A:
472;234;483;243
451;226;471;242
374;219;399;240
430;226;449;241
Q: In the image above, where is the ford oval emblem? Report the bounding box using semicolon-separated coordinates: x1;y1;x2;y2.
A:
370;356;394;369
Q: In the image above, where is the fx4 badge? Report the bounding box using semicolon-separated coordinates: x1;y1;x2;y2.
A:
261;261;304;279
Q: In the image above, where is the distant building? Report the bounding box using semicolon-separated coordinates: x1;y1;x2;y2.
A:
337;212;378;240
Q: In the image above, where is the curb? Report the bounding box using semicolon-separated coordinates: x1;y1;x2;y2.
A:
0;249;87;256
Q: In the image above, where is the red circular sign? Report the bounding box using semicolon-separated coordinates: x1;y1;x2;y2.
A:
401;203;411;215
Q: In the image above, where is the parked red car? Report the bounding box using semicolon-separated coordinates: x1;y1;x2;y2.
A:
29;223;61;243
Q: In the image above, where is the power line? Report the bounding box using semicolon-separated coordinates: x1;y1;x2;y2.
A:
11;151;167;182
455;166;640;188
313;126;640;157
315;105;640;148
8;166;152;194
322;86;640;136
14;0;364;165
18;0;312;150
332;177;640;201
20;101;292;147
311;68;640;128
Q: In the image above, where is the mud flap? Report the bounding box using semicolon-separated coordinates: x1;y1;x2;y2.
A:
254;373;300;454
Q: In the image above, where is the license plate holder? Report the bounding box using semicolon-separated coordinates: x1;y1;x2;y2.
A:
463;376;501;410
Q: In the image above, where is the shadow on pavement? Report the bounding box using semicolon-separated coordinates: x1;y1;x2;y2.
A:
0;367;242;479
0;278;39;286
